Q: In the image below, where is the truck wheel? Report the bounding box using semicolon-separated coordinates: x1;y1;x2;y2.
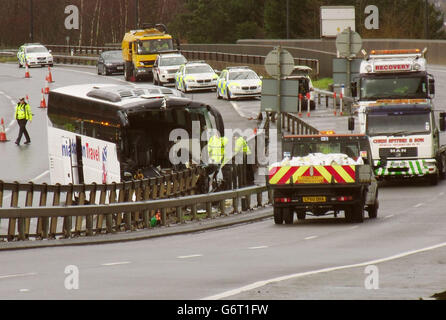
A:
283;208;294;224
124;62;132;81
352;201;365;223
368;191;379;219
296;210;306;220
429;173;438;186
273;207;284;225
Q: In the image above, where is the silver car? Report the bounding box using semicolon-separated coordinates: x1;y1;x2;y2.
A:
152;53;187;86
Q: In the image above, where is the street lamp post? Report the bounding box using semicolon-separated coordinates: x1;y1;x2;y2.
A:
286;0;289;39
29;0;34;42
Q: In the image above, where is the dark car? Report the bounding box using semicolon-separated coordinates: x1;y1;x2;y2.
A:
97;50;124;75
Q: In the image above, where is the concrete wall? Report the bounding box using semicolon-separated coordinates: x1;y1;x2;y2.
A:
183;39;446;78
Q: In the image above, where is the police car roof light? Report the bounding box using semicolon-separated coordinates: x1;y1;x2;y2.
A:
227;66;251;70
186;60;206;64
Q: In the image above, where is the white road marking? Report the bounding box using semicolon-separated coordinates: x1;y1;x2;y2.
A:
101;261;131;266
19;289;30;292
346;226;359;230
248;246;268;250
202;241;446;300
304;235;318;240
439;192;445;196
413;203;424;208
177;254;203;259
384;214;395;219
0;272;37;280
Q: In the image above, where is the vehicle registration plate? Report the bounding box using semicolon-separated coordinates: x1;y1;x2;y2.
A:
303;196;326;203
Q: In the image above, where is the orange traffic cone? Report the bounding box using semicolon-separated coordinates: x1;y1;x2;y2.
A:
0;118;8;142
39;88;47;108
47;66;54;83
44;79;50;94
25;64;30;78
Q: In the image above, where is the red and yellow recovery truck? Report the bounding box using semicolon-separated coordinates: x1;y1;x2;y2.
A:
267;133;379;224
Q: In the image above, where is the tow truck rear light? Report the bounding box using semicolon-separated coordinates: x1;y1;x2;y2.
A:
370;49;421;55
275;197;291;203
331;196;353;202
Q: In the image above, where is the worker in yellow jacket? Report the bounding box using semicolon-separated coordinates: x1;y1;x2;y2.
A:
14;97;32;145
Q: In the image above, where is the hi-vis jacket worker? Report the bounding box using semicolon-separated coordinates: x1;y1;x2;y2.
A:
14;97;32;145
234;136;251;156
208;132;228;165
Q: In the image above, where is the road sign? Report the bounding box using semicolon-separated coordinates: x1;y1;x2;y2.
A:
261;79;300;113
264;48;294;79
336;28;362;58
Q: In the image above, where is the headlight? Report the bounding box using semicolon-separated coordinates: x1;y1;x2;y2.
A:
105;63;113;67
413;63;421;71
229;84;240;90
161;69;169;75
365;65;372;73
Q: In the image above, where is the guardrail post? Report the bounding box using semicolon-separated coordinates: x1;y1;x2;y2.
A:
233;194;239;214
219;199;227;216
177;206;184;224
161;208;167;226
63;184;73;238
257;191;263;207
7;181;19;241
206;201;212;219
191;203;198;220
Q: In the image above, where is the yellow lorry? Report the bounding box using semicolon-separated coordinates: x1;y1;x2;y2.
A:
121;23;177;82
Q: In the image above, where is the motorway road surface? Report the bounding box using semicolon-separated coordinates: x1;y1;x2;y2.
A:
0;63;446;299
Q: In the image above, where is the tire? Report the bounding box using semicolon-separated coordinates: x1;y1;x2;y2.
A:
296;210;306;220
367;191;379;219
226;87;232;101
283;208;294;224
351;196;365;223
429;173;438;186
104;67;109;76
273;207;284;225
310;100;316;110
124;62;132;81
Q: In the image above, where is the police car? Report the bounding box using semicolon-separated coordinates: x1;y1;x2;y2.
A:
17;43;53;68
175;61;218;93
216;67;262;100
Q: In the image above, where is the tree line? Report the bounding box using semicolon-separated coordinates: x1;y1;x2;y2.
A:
0;0;444;48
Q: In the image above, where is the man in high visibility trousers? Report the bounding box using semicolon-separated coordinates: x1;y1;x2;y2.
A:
14;97;32;145
208;130;231;190
232;132;255;187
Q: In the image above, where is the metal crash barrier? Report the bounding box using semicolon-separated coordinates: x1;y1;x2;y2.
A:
0;175;271;242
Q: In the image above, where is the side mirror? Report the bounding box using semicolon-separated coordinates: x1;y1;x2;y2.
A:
440;112;446;132
48;50;52;54
348;116;355;132
429;78;435;95
351;82;357;97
